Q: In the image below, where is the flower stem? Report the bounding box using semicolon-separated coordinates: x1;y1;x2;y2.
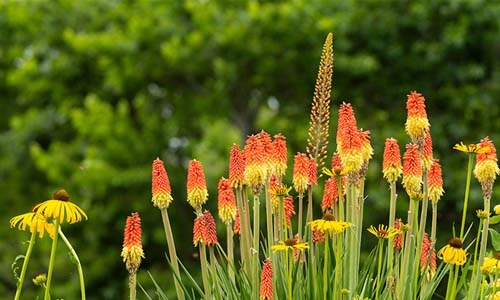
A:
375;239;384;300
469;196;491;298
226;225;235;284
199;244;211;299
128;271;137;300
287;250;293;300
387;180;397;288
235;187;252;275
58;227;86;300
209;246;222;300
160;208;185;300
298;193;304;238
14;231;36;300
44;219;60;300
459;154;474;240
252;193;261;300
265;181;273;256
323;233;330;300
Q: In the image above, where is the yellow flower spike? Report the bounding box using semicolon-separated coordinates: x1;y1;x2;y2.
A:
33;189;88;225
367;224;400;239
437;237;467;266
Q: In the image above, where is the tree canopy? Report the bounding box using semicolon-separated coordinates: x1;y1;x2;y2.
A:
1;0;499;298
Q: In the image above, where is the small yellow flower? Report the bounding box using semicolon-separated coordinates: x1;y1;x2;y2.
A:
308;213;352;233
271;238;309;252
477;209;491;219
495;205;500;215
481;256;500;275
367;224;400;239
453;142;488;154
10;212;55;239
32;273;47;286
437;237;467;266
33;189;88;224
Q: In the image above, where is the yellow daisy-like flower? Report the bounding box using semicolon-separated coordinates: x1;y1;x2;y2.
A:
453;142;488;154
437;237;467;266
33;189;88;224
481;256;500;275
367;224;401;239
271;237;309;252
10;212;55;238
495;205;500;215
308;213;352;233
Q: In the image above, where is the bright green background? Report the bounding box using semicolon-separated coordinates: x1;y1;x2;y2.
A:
1;0;500;298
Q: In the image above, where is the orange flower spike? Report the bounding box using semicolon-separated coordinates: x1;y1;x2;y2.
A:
331;152;344;176
244;134;267;192
405;91;430;148
308;158;318;186
217;178;237;224
269;175;280;213
233;210;241;235
312;227;326;244
474;136;500;199
322;177;340;211
151;158;174;209
284;195;295;227
336;102;358;148
259;259;273;300
422;132;434;171
229;144;245;189
428;159;444;204
393;218;403;250
256;130;274;176
187;159;208;211
402;144;423;199
121;212;145;273
271;133;288;178
336;103;363;174
293;153;309;195
382;138;403;183
359;129;374;164
193;210;218;247
420;233;437;273
202;210;218;246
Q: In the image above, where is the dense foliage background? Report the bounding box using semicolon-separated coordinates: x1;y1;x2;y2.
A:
1;0;499;298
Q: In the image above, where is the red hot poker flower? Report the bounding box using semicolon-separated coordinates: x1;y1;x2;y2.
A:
422;132;434;171
229;144;245;189
284;195;295;227
193;210;218;247
474;136;500;199
121;212;144;273
271;134;288;178
405;91;430;148
382;138;402;183
244;134;267;192
218;178;237;224
152;158;173;209
336;103;363;175
259;259;273;300
187;159;208;211
293;153;309;195
402;144;423;199
428;159;444;204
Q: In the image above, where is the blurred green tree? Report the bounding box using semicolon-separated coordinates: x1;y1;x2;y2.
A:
1;0;499;298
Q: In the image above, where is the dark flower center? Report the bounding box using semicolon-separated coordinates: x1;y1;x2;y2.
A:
448;237;463;249
284;238;298;246
53;189;70;202
322;213;336;221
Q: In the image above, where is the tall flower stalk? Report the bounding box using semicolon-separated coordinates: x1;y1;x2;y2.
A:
151;158;185;300
121;213;144;300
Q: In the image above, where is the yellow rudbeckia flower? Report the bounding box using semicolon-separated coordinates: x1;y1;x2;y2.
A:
33;189;88;224
10;212;55;238
437;237;467;266
367;224;400;239
271;237;309;252
308;213;351;233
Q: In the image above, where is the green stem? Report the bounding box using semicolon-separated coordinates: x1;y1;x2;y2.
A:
14;231;37;300
58;227;86;300
375;239;384;300
469;196;491;299
459;154;474;240
209;246;222;300
334;231;342;300
323;233;330;300
252;193;261;300
298;193;304;238
44;219;60;300
129;271;137;300
399;198;416;299
444;265;455;300
387;180;397;289
226;225;235;284
414;171;429;300
306;185;314;240
265;180;273;257
160;209;185;300
199;244;211;300
348;181;358;294
287;249;293;300
235;187;251;275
